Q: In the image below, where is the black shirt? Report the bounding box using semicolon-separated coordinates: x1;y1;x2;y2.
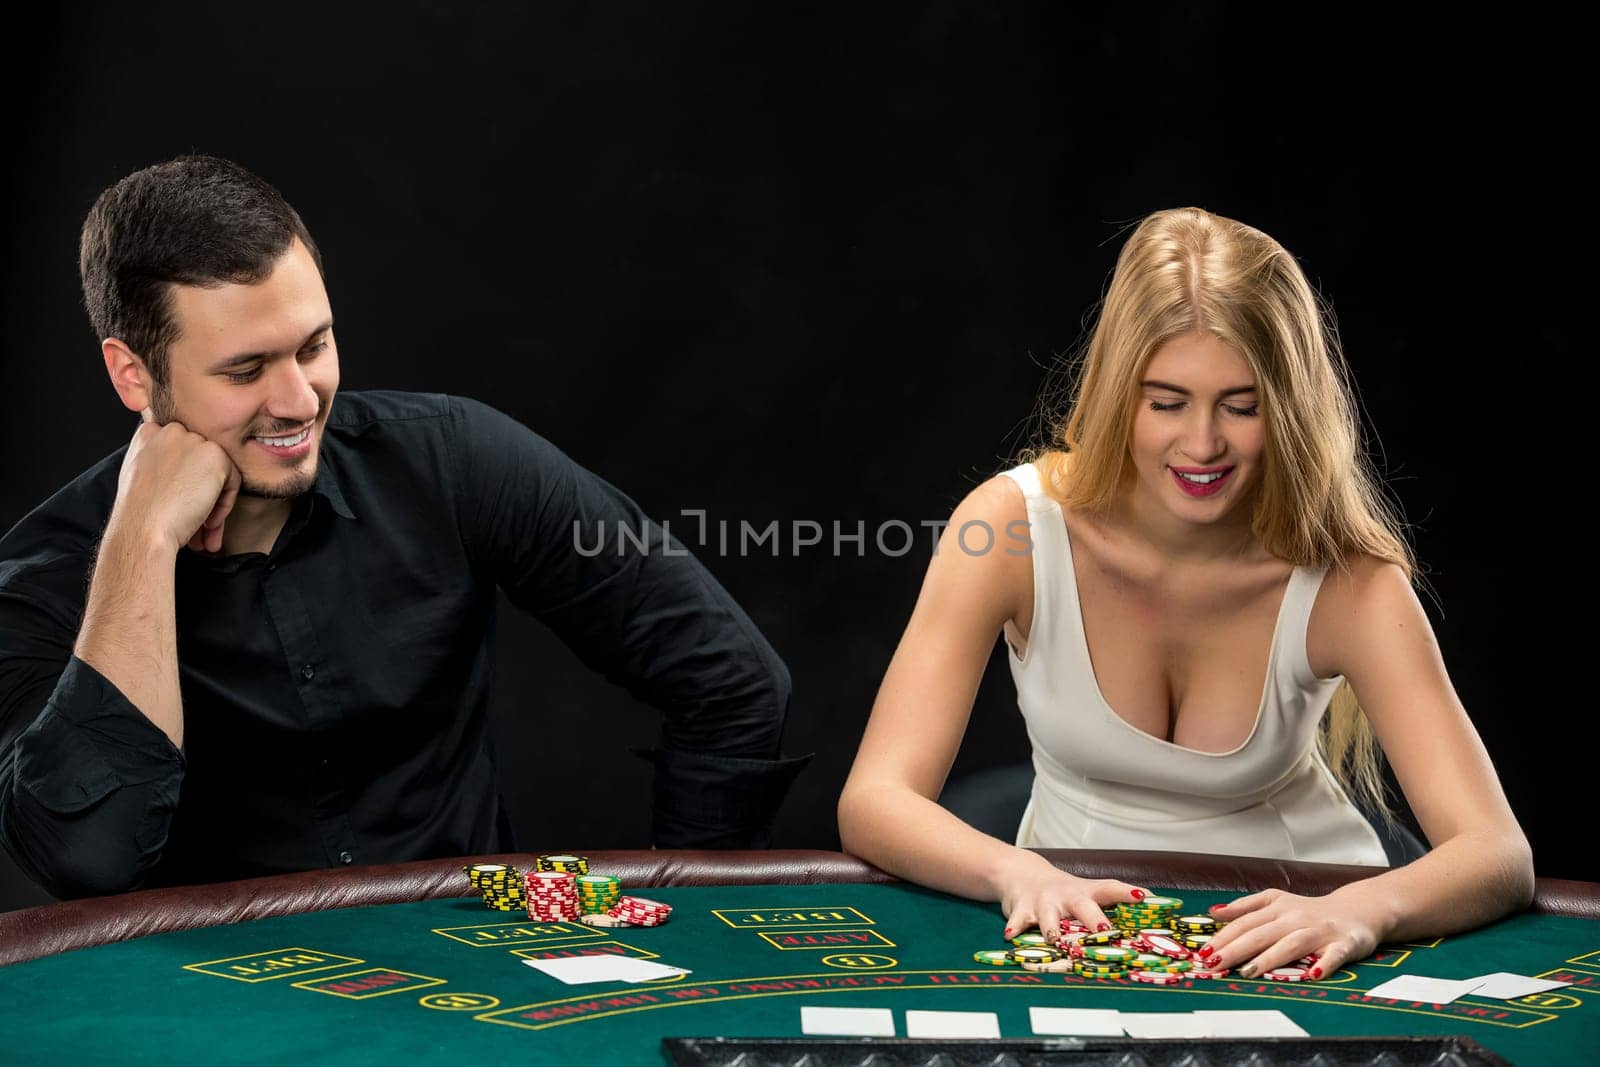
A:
0;391;807;899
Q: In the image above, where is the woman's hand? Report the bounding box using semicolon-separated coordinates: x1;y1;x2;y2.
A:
995;853;1148;943
1203;886;1387;979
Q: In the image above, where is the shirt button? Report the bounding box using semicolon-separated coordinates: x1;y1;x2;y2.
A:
339;851;353;865
300;664;316;681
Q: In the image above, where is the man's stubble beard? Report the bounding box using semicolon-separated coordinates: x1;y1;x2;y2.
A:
149;379;317;501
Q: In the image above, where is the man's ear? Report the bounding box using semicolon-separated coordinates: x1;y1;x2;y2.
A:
102;338;155;415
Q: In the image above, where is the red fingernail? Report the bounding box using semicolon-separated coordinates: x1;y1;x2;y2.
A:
1208;904;1223;912
1131;889;1145;901
1097;922;1112;932
1198;945;1214;958
1310;967;1322;979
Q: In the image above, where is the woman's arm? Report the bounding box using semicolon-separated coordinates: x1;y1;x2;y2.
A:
838;474;1144;940
1206;557;1534;978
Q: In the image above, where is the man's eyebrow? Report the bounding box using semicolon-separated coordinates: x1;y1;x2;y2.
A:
207;320;334;372
1141;379;1257;398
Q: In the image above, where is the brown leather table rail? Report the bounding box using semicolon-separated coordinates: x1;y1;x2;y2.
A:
2;848;1595;966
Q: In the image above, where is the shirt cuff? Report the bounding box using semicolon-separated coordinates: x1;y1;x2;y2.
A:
631;746;813;848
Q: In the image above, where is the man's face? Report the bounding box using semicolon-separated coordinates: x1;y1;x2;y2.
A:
152;236;339;500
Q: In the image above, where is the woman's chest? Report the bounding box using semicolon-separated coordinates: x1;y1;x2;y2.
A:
1065;525;1299;752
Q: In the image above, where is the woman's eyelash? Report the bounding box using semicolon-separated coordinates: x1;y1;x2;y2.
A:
1148;400;1258;416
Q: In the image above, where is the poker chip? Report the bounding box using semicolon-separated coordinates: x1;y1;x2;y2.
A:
579;913;626;928
536;854;590;874
464;863;535;912
1132;953;1191;974
1019;958;1074;974
574;873;622;914
1008;947;1063;965
1262;966;1311;982
974;949;1017;966
1188;965;1232;979
1009;933;1050;948
609;896;673;926
1080;946;1137;964
1130;969;1184;985
1079;931;1122;947
1142;934;1191;960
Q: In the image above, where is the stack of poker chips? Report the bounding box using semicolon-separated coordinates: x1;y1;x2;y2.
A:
607;896;672;926
535;854;590;875
464;863;527;912
576;874;623;915
1173;914;1219;950
526;871;582;921
1110;894;1183;935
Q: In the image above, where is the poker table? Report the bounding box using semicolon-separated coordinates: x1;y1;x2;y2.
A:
2;850;1597;1065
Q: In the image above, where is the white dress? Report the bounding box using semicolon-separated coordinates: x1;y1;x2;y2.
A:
1000;462;1387;865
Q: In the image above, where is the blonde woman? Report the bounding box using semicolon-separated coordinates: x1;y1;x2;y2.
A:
837;208;1533;979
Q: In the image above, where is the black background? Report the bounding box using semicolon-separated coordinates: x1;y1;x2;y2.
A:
1;4;1584;911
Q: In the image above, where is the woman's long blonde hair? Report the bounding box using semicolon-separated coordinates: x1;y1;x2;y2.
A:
1021;207;1418;819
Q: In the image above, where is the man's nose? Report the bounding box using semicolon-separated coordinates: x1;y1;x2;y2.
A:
264;358;319;423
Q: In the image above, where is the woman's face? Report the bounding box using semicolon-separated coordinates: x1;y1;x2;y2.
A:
1126;330;1265;526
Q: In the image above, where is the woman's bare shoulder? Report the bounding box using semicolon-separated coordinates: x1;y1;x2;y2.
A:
1307;552;1414;680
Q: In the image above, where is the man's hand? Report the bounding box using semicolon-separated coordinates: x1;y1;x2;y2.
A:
111;411;241;555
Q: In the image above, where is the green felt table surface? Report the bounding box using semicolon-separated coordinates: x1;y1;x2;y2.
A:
2;882;1596;1064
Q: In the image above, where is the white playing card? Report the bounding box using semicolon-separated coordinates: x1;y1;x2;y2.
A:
904;1009;1002;1038
799;1006;896;1036
1119;1012;1213;1038
1364;974;1484;1005
521;956;689;984
1465;972;1571;999
1028;1006;1124;1036
1193;1009;1308;1037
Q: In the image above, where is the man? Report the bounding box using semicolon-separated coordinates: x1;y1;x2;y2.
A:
0;155;807;899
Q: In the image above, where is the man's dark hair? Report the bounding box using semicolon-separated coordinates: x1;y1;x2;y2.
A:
79;155;325;390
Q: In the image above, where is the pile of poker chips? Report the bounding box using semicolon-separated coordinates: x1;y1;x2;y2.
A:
970;890;1330;984
1110;894;1183;935
576;874;623;915
608;895;673;927
464;863;527;912
461;855;675;928
527;870;583;921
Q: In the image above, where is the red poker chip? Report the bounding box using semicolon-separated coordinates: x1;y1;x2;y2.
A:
1262;966;1310;982
1130;970;1184;985
1142;934;1191;959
